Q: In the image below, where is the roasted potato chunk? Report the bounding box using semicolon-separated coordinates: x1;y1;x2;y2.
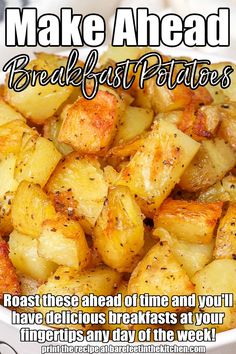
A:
58;89;120;154
0;98;25;126
179;138;236;192
217;102;236;149
12;181;56;238
0;153;18;198
128;240;194;312
37;265;122;329
4;58;73;124
154;199;223;244
198;175;236;202
116;120;200;216
46;153;108;234
103;281;129;331
15;134;61;187
0;239;20;299
114;106;153;145
93;186;144;272
190;259;236;332
38;215;91;270
0;120;35;158
154;228;214;278
214;203;236;259
43;116;73;155
9;230;57;281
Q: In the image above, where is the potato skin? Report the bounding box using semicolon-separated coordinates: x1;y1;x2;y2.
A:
93;186;144;272
58;89;120;154
128;240;194;312
0;239;20;299
154;199;223;244
116;120;200;216
214;203;236;259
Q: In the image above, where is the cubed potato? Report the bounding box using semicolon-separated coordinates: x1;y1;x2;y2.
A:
0;192;14;236
198;175;236;202
116;120;200;216
4;58;73;124
0;120;35;157
58;89;120;154
114;106;153;145
191;259;236;332
205;62;236;102
43;116;73;155
153;227;214;278
0;98;25;126
191;105;223;140
93;186;144;272
38;215;91;270
0;239;20;299
0;153;18;198
0;153;19;236
9;230;57;281
214;203;236;259
103;165;119;186
217;102;236;149
15;134;61;187
12;181;56;238
128;240;194;312
37;265;122;329
154;199;223;244
179;138;236;192
103;281;129;331
46;153;108;234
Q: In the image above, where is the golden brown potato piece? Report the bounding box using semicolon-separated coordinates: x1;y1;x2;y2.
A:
0;239;20;299
0;154;18;198
15;134;61;187
0;192;14;237
4;58;73;124
0;120;36;158
189;259;236;332
12;181;56;238
116;120;200;216
37;265;122;329
153;228;214;278
46;153;108;234
43;116;73;155
114;106;153;145
103;281;129;331
217;102;236;149
93;186;144;272
58;89;120;154
198;175;236;202
214;203;236;259
179;138;236;192
38;215;91;270
0;98;25;126
128;240;194;312
154;199;223;244
9;230;57;281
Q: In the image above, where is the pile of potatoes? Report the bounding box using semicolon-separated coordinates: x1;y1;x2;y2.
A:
0;47;236;334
